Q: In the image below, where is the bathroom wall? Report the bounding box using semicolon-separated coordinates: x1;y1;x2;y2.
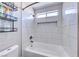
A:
22;7;34;50
62;2;78;56
22;2;78;57
33;3;62;45
22;3;63;52
0;5;22;56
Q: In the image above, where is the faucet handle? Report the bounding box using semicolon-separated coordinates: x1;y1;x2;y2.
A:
29;35;33;40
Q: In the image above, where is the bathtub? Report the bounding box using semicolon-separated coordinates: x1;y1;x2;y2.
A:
22;42;69;57
0;45;19;57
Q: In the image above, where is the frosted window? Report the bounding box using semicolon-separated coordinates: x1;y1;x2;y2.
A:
36;10;59;18
47;12;58;17
36;13;46;18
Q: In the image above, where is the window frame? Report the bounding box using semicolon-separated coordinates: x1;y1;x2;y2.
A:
35;10;59;19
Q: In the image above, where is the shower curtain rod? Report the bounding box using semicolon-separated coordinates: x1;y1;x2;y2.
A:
22;2;39;10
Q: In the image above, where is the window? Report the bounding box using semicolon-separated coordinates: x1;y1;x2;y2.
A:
47;12;58;17
36;10;59;18
36;13;46;18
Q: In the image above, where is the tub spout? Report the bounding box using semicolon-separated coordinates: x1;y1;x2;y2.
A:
30;41;34;43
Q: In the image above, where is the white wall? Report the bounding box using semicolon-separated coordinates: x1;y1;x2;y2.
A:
0;8;22;56
22;3;63;51
22;7;34;50
62;2;78;56
22;2;78;57
33;3;62;45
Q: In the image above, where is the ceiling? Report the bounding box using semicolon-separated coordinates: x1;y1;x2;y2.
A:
14;2;34;9
14;2;62;10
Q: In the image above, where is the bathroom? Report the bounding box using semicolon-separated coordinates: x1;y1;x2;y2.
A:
0;2;79;57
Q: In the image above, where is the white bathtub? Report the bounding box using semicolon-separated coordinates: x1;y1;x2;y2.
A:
22;42;69;57
0;45;19;57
